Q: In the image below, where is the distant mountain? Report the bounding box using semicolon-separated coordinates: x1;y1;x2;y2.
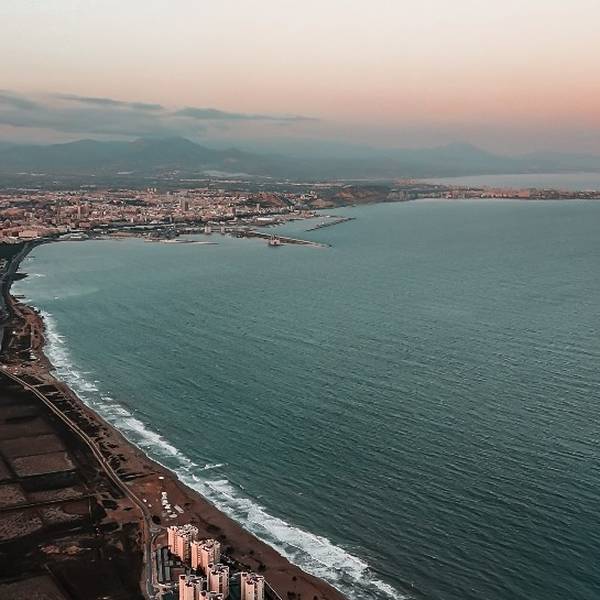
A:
367;142;525;176
519;151;600;173
0;137;599;180
0;137;257;173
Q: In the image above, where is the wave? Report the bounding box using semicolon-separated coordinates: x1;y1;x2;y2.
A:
201;462;225;471
37;308;405;600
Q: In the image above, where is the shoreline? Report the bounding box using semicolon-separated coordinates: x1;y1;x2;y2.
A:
1;244;348;600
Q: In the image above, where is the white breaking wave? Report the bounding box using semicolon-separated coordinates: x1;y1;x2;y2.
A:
201;462;226;471
37;308;406;600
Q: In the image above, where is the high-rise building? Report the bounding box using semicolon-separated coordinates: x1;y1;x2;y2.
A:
167;525;178;551
168;524;200;562
240;572;265;600
207;563;229;598
178;574;206;600
191;539;221;573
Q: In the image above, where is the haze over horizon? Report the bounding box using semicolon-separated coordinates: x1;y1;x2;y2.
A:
3;0;600;155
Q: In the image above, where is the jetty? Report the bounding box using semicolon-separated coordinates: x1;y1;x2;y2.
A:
238;230;329;248
306;216;355;231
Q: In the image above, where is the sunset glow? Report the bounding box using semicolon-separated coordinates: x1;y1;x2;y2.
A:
2;0;600;151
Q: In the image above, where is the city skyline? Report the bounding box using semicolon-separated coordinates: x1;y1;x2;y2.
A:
3;0;600;153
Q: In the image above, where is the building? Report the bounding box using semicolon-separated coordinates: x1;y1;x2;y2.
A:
17;228;41;239
178;574;206;600
197;593;224;600
191;539;221;573
168;524;200;562
167;525;177;551
241;572;265;600
207;563;229;598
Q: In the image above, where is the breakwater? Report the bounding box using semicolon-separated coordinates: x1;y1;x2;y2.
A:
238;230;329;248
306;216;355;231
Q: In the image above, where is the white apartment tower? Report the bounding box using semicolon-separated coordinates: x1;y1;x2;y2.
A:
207;563;229;598
191;539;222;573
240;572;265;600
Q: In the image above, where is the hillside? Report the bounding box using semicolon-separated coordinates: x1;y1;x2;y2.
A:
1;137;599;181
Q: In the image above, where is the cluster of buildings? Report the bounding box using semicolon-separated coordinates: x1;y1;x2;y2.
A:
168;524;266;600
2;179;591;244
0;187;315;242
442;186;600;200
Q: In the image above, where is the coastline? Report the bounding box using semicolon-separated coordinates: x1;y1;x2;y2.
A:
1;244;348;600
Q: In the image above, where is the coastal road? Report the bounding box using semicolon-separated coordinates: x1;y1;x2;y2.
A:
0;369;158;599
0;242;33;346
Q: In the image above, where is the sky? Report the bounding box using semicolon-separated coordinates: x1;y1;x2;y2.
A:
2;0;600;154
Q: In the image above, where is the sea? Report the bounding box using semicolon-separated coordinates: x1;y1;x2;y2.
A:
426;172;600;191
14;198;600;600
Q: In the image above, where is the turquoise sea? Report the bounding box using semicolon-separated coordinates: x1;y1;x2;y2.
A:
14;200;600;600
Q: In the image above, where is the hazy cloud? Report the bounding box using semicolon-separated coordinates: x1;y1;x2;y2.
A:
174;107;316;122
0;91;316;140
0;93;185;138
54;93;164;111
0;91;39;111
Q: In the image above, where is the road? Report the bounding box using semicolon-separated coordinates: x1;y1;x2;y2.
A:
0;369;158;599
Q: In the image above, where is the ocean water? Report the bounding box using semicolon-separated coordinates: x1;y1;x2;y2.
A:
427;172;600;190
14;200;600;600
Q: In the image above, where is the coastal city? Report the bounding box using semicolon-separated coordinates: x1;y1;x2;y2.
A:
0;179;599;243
3;1;600;600
0;184;315;242
2;176;597;600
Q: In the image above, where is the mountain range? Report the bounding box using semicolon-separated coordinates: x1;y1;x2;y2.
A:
0;137;599;181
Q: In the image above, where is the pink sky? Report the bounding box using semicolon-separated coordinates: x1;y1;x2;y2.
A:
2;0;600;152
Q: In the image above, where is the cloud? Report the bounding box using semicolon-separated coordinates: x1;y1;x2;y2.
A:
54;93;164;111
0;91;39;110
0;90;316;140
174;106;316;122
0;93;183;138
